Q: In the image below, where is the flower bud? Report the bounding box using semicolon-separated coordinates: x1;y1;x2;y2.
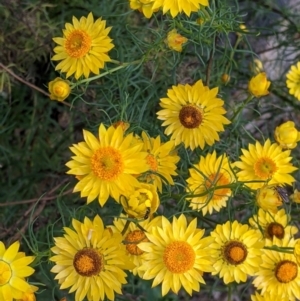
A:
256;185;282;213
248;72;270;97
120;183;159;219
274;121;300;149
48;77;71;102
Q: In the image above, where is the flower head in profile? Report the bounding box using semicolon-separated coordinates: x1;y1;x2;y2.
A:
129;0;158;18
253;236;300;300
235;139;297;190
274;121;300;149
0;241;35;301
157;80;231;150
210;220;264;284
139;132;179;192
152;0;208;18
48;77;71;102
66;124;149;206
165;29;188;52
138;214;215;296
50;215;134;301
249;208;298;241
120;183;160;219
186;151;235;215
248;72;271;97
286;62;300;101
52;13;114;79
110;214;162;277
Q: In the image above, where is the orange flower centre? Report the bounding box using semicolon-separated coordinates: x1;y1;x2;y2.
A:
254;157;277;179
266;222;285;239
125;230;148;255
73;248;103;276
223;241;248;265
205;173;231;201
275;260;298;283
65;29;92;58
146;154;158;171
91;146;124;181
0;260;12;285
179;105;203;129
163;241;195;273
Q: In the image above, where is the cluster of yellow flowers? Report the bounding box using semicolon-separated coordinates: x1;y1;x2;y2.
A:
4;1;300;301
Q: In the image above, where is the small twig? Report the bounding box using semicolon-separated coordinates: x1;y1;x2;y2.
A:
0;62;50;97
0;181;72;207
205;35;217;86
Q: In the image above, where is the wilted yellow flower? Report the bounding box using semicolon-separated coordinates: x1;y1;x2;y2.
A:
165;29;188;52
256;185;283;213
112;120;130;132
48;77;71;102
129;0;158;18
120;183;159;219
248;72;271;97
294;239;300;266
274;121;300;149
196;18;205;25
290;189;300;203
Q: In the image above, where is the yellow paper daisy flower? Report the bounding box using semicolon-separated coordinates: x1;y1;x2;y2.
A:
152;0;209;18
286;62;300;101
235;139;297;190
0;241;35;301
110;214;162;277
129;0;158;18
52;12;114;79
50;215;134;301
210;220;264;284
253;236;300;300
249;208;298;241
66;124;149;206
251;291;292;301
156;80;231;150
138;214;215;296
140;132;180;192
186;151;235;215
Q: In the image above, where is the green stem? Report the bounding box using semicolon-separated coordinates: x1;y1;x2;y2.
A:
263;245;294;254
231;94;254;122
227;284;232;301
121;220;131;236
73;59;143;86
